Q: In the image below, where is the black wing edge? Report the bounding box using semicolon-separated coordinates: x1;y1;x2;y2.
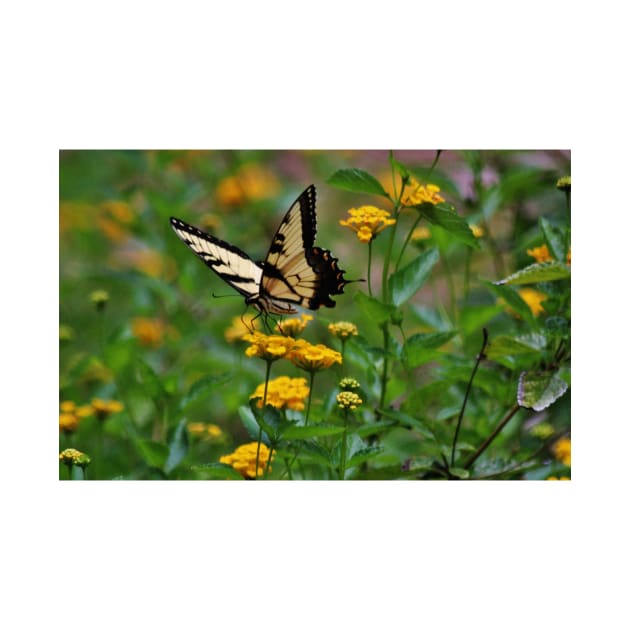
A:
296;185;317;250
304;246;349;309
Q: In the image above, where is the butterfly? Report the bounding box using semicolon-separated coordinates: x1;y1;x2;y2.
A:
169;185;348;315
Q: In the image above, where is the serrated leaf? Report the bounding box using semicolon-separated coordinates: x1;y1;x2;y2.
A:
495;261;570;286
390;248;439;306
347;446;384;468
354;291;396;326
282;424;346;439
517;371;569;411
540;217;567;261
486;333;548;359
181;373;232;410
327;168;388;197
164;419;188;474
414;202;481;250
136;440;169;470
404;331;456;368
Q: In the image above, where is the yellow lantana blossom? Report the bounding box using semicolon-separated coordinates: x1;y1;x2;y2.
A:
336;391;363;410
339;206;396;243
275;313;313;337
131;317;170;347
527;244;553;263
188;422;224;442
402;177;445;206
470;224;485;238
220;442;274;479
59;448;91;468
243;332;296;362
288;339;342;372
411;226;432;241
328;321;358;340
518;288;546;317
552;437;571;466
250;376;310;411
224;315;258;342
59;401;93;434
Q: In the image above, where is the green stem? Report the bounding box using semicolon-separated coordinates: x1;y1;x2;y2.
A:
376;324;390;421
463;404;521;470
451;328;489;467
339;410;349;480
283;371;316;479
441;250;457;324
394;214;422;273
367;239;374;298
255;360;273;480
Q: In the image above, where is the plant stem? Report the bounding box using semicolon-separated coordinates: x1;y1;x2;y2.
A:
367;239;374;297
394;214;422;272
463;403;521;470
255;359;272;480
283;371;316;479
451;328;489;467
339;410;349;480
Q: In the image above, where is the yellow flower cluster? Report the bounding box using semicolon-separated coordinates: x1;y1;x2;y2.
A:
243;331;296;361
250;376;310;411
328;321;359;340
91;398;124;421
411;226;432;242
59;448;91;467
518;288;546;317
220;442;274;479
402;178;445;206
59;401;93;434
546;476;570;481
470;224;484;238
188;422;224;442
552;437;571;466
339;206;396;243
275;313;313;337
288;339;342;372
90;290;109;310
527;244;553;263
339;377;360;391
336;391;363;410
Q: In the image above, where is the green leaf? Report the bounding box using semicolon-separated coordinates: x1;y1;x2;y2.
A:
544;316;570;340
181;373;232;410
327;168;388;197
486;333;548;359
540;217;567;261
459;304;504;336
164;419;188;474
404;331;456;368
485;282;537;326
191;463;244;480
449;467;471;479
389;152;410;180
136;359;166;399
282;424;346;439
238;405;269;443
347;446;384;468
136;440;169;470
354;291;396;326
495;261;570;285
390;248;439;306
376;409;437;440
517;371;569;411
414;202;481;250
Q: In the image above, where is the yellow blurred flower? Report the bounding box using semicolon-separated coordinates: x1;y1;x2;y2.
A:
288;339;342;372
225;315;259;342
339;206;396;243
59;401;93;434
552;437;571;466
188;422;225;442
518;288;546;317
90;289;109;310
556;176;571;192
91;398;124;421
250;376;310;411
339;377;361;391
470;224;485;238
59;324;74;342
113;246;176;280
401;177;445;206
527;244;552;263
566;247;571;265
328;321;358;340
336;390;363;410
546;476;570;480
101;200;134;223
411;226;432;241
243;332;296;362
216;164;280;207
275;313;313;337
220;442;274;479
131;317;168;347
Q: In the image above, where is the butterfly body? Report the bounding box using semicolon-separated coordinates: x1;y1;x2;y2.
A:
170;185;348;314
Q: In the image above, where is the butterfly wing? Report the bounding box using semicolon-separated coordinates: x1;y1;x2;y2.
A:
169;217;262;300
259;185;348;314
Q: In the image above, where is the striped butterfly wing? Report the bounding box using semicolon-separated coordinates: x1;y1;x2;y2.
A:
259;185;348;314
169;217;263;301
